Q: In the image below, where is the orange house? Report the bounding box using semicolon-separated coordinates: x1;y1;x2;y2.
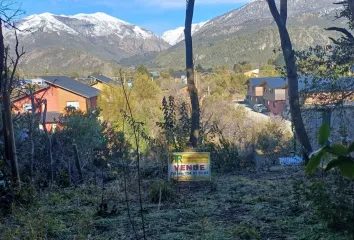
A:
12;76;99;132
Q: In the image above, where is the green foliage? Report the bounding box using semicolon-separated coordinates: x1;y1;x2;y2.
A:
259;63;280;77
233;61;253;73
256;120;292;158
318;122;330;146
195;63;204;73
98;72;162;153
136;64;150;76
306;123;354;179
294;176;354;234
230;222;260;240
148;180;174;203
201;70;247;98
306;150;325;175
156;96;190;152
202;125;241;172
15;184;36;205
56;169;71;188
69;72;79;79
58;109;106;150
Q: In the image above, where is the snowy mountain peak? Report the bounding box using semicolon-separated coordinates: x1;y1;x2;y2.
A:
162;21;208;46
7;12;160;40
17;12;78;35
70;12;130;25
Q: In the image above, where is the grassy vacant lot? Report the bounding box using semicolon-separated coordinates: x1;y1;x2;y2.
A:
1;166;351;240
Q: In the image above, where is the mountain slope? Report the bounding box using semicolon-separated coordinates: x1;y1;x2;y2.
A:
120;0;345;69
4;12;170;75
162;21;208;46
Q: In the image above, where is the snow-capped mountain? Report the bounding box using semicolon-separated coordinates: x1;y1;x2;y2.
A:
162;21;208;46
4;12;170;74
121;0;344;68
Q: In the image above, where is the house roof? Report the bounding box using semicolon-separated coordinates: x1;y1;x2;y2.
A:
172;71;186;78
259;77;287;88
246;78;264;86
40;76;99;98
150;72;159;77
90;74;117;85
285;76;354;92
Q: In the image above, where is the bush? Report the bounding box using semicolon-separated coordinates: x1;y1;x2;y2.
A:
230;222;260;240
292;174;354;234
148;180;174;204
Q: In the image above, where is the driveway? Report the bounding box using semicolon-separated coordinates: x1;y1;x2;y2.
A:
234;100;292;132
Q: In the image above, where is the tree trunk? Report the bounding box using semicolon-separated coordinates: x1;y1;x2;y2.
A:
184;0;200;148
3;91;20;187
348;0;354;21
73;144;83;184
29;92;36;182
42;99;54;183
267;0;313;154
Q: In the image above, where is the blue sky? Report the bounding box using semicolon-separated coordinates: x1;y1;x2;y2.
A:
15;0;248;35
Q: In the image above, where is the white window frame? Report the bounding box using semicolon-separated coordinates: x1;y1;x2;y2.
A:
66;101;80;110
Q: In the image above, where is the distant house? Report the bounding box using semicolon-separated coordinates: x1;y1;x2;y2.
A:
12;76;99;132
244;69;260;78
150;72;159;78
259;77;287;115
283;77;354;149
172;71;187;83
89;74;119;90
245;78;265;105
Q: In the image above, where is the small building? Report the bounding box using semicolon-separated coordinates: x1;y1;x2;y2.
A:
89;74;119;90
172;71;187;83
244;69;260;78
12;76;99;132
245;78;265;105
150;72;159;78
259;77;287;115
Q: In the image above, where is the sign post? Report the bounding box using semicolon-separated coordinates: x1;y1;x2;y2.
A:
168;152;211;181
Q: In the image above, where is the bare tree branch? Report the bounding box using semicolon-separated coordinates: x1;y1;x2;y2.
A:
325;27;354;42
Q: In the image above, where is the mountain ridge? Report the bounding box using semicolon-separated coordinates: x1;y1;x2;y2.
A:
162;21;208;46
4;12;170;75
120;0;345;69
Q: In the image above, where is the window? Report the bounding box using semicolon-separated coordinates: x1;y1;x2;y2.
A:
273;102;276;108
23;103;32;112
66;101;80;110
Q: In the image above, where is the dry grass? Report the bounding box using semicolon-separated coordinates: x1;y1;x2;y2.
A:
1;166;352;240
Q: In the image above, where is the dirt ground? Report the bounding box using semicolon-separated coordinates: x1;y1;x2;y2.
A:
0;166;351;240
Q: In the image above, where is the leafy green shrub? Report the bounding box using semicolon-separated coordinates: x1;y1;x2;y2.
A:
291;174;353;234
230;222;260;240
305;176;353;233
148;180;174;203
202;124;241;172
56;169;71;187
15;183;36;205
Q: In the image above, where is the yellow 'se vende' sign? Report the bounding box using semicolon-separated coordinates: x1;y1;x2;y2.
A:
168;152;211;181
